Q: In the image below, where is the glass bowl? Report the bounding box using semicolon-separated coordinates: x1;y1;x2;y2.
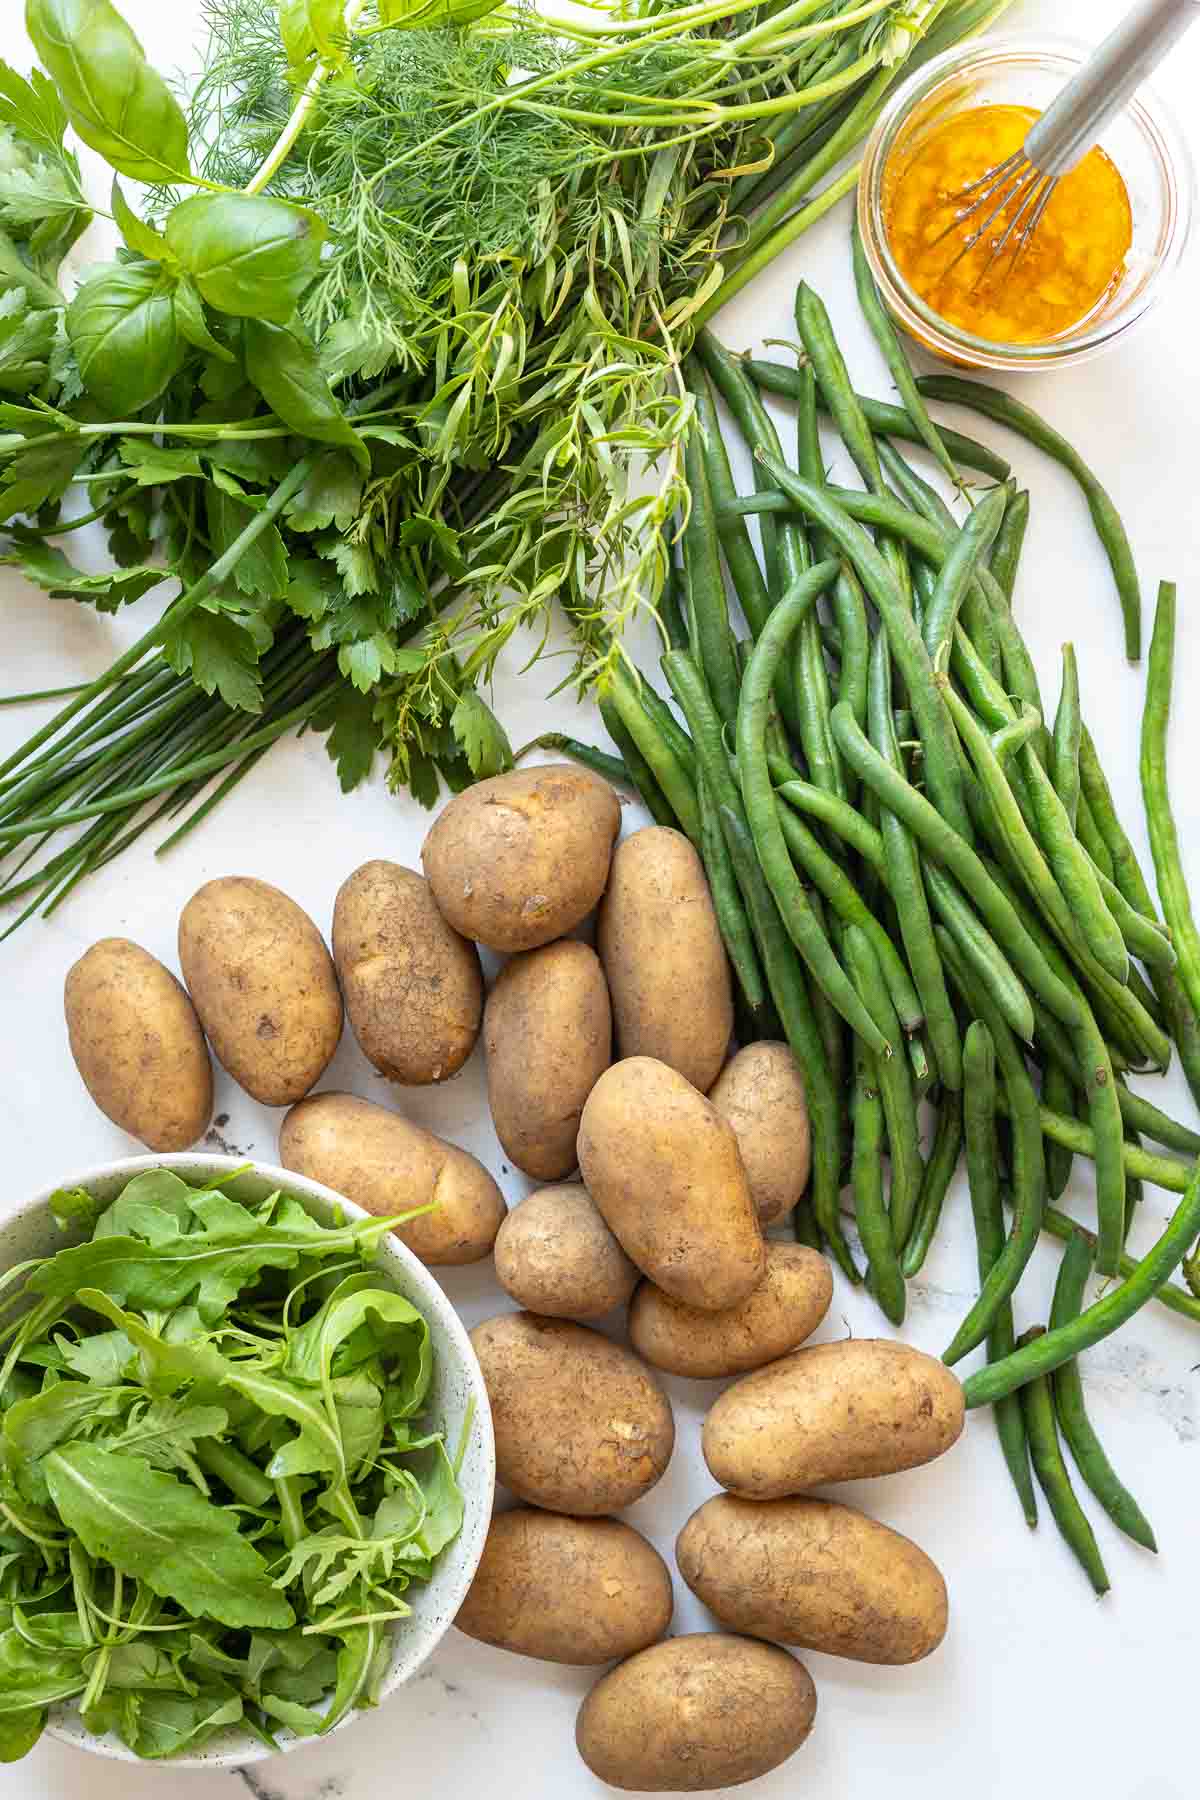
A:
857;35;1195;372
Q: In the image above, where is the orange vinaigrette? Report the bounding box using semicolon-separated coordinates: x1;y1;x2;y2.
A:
882;104;1133;345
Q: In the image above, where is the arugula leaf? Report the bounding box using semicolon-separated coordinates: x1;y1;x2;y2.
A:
88;1641;195;1694
109;1686;243;1759
57;1330;131;1385
66;261;183;412
161;609;265;714
242;317;369;469
0;1628;85;1714
0;1710;45;1760
94;1169;195;1238
76;1289;230;1394
2;538;164;610
48;1185;99;1234
286;1275;431;1419
44;1446;294;1629
3;1381;130;1458
25;0;192;185
102;1398;228;1474
165;194;324;324
451;690;513;779
223;1367;343;1480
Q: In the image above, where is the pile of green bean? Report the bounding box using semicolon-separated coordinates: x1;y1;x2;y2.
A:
554;235;1200;1586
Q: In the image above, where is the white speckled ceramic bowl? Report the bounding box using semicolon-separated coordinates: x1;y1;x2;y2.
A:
1;1153;495;1768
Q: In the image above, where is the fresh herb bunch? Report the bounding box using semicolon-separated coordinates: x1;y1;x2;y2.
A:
0;1166;466;1762
0;0;1013;929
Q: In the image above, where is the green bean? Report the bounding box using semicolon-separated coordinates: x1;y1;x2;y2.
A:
1051;645;1082;829
1036;1203;1200;1324
1020;743;1131;987
607;665;699;840
719;801;860;1282
877;438;958;537
923;859;1035;1044
917;375;1141;662
868;635;962;1090
774;798;923;1035
793;604;844;800
1080;720;1200;1110
596;701;676;827
830;702;1080;1029
843;925;923;1250
638;682;696;778
1017;1327;1111;1595
988;487;1030;604
922;484;1008;664
850;216;960;487
966;1152;1200;1407
518;731;628;787
1048;1231;1157;1552
738;356;1012;479
1089;862;1178;972
902;1090;963;1278
807;888;849;1173
962;1019;1038;1528
758;462;973;842
1025;1100;1193;1192
1121;1104;1145;1250
852;1036;907;1324
795;360;870;742
1075;789;1116;883
975;850;1129;1274
990;706;1043;766
1141;582;1200;1019
1112;1086;1200;1158
695;330;786;592
657;556;689;652
772;773;890;882
696;768;770;1031
682;413;741;728
685;360;771;640
733;568;892;1054
1042;1061;1076;1201
941;680;1128;989
939;930;1045;1365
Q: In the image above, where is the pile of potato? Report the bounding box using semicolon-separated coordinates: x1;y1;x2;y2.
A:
63;762;965;1794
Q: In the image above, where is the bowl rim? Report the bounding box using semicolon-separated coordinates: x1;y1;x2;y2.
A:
5;1150;495;1769
857;31;1197;372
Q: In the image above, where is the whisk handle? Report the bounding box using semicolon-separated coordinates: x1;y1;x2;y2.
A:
1026;0;1200;177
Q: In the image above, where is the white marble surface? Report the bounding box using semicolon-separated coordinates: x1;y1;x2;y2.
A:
2;1;1199;1795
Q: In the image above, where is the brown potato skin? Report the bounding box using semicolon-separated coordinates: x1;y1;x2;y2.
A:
279;1092;505;1266
178;877;342;1107
65;938;213;1151
333;860;482;1085
577;1057;764;1313
484;940;611;1179
707;1042;811;1226
703;1338;965;1499
456;1510;672;1665
470;1313;673;1514
421;764;620;952
494;1183;638;1319
677;1494;948;1666
576;1634;817;1793
597;828;732;1092
628;1243;832;1379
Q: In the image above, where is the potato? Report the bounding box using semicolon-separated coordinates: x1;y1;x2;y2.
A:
421;764;620;952
484;940;611;1179
576;1634;816;1793
332;860;482;1085
494;1184;637;1319
597;827;732;1091
628;1243;831;1379
703;1338;965;1499
64;938;213;1151
707;1042;810;1225
279;1091;504;1266
470;1313;673;1514
577;1057;764;1312
456;1510;672;1665
178;877;342;1107
677;1494;948;1666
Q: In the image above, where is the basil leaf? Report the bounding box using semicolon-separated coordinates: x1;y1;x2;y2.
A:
66;261;182;412
25;0;191;184
110;178;165;263
379;0;504;23
164;193;324;323
44;1446;294;1629
279;0;346;72
172;273;233;362
243;316;369;469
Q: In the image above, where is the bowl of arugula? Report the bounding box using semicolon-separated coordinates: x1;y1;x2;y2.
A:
0;1153;495;1766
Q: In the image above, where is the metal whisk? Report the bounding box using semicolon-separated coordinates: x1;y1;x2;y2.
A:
936;0;1200;285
